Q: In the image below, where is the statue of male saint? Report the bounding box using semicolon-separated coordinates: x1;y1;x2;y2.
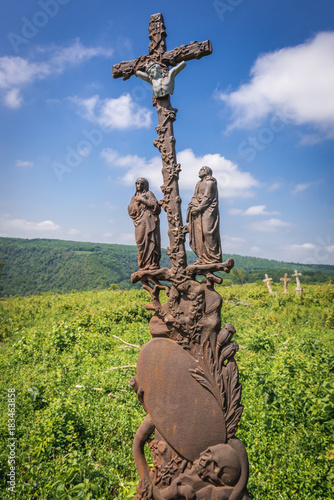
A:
128;178;161;270
186;167;222;265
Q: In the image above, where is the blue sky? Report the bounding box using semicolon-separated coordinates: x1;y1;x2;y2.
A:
1;0;334;265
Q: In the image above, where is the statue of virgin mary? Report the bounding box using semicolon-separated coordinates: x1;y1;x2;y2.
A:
128;178;161;270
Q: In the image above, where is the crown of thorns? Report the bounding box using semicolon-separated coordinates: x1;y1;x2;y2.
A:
146;61;161;70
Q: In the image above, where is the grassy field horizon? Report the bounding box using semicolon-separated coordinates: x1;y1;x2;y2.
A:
1;236;334;298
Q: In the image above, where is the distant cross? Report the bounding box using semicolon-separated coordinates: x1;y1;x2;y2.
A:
292;269;302;294
263;274;273;294
280;273;291;294
112;13;212;273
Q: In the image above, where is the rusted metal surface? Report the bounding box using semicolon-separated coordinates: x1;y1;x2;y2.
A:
112;12;250;500
128;178;161;270
187;166;222;265
136;338;227;462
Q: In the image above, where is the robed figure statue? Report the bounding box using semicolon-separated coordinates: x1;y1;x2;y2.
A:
128;178;161;270
186;166;222;265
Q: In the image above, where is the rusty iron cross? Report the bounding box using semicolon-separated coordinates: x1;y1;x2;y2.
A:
112;13;212;274
112;13;212;81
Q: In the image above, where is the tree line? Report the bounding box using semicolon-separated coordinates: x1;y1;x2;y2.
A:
0;237;333;297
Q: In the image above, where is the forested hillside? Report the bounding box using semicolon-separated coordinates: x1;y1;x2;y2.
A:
0;237;333;297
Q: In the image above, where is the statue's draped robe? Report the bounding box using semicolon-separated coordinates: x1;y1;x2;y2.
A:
128;189;161;270
187;176;222;264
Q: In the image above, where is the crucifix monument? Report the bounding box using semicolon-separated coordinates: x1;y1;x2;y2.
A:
113;13;250;500
280;273;291;294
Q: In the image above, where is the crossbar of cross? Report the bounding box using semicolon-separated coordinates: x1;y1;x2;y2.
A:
112;14;212;80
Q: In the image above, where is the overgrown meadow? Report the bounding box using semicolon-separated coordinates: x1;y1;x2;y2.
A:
0;283;333;499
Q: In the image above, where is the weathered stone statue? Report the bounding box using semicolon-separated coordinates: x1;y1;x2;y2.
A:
187;166;222;265
136;60;186;98
128;178;161;270
113;13;250;500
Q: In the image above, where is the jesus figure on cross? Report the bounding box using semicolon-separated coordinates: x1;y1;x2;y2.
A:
136;60;186;98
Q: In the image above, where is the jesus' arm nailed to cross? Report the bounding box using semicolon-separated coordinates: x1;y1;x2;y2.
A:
135;60;186;98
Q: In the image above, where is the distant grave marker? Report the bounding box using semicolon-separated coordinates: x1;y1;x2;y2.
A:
292;269;303;295
263;273;273;294
280;273;291;294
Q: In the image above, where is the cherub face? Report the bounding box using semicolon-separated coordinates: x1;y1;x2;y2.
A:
195;444;241;487
195;448;222;485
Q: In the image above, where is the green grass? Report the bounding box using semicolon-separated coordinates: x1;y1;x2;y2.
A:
0;284;333;499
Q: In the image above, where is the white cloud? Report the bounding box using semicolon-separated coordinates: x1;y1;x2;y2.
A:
5;88;23;108
250;218;292;232
0;39;113;108
119;233;135;244
72;93;152;130
279;242;319;264
68;228;80;235
268;182;282;191
289;243;316;251
228;208;243;215
228;205;279;216
228;236;334;265
0;56;49;89
15;160;34;167
0;215;60;236
245;205;279;216
101;147;260;198
298;132;328;146
292;182;311;194
48;39;113;68
219;32;334;140
0;56;49;106
222;235;247;253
